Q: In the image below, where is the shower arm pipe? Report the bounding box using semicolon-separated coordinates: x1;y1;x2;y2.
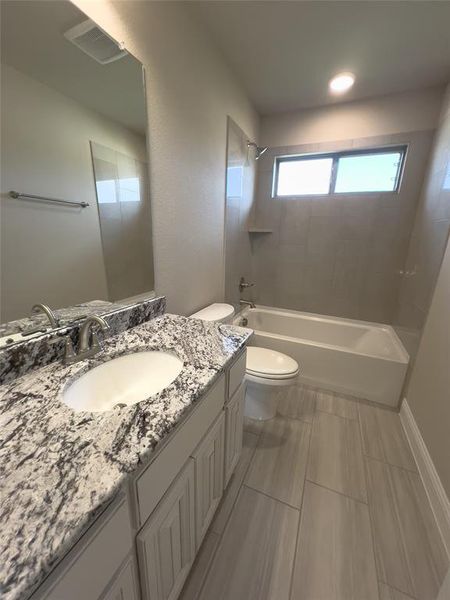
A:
246;140;268;160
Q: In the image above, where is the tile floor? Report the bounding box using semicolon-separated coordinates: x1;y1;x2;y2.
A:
179;384;449;600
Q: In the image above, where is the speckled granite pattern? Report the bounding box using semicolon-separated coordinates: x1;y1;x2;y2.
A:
0;300;115;339
0;296;166;384
0;314;251;600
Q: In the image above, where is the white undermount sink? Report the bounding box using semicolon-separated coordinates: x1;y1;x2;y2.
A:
63;351;183;413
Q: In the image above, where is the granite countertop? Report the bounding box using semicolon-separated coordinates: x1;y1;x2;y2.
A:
0;300;115;340
0;314;251;600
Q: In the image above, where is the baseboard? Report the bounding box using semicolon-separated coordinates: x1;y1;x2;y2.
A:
400;398;450;559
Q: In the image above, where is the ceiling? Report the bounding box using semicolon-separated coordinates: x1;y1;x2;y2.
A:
188;1;450;115
1;0;146;135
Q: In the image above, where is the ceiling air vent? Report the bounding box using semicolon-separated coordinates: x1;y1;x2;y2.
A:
64;19;127;65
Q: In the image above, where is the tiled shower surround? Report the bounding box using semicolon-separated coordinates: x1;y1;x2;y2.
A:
249;130;435;324
395;85;450;358
224;117;256;309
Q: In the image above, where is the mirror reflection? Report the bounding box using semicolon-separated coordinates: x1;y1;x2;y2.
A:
0;0;154;342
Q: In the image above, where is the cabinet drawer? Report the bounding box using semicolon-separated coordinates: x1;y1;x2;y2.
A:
228;350;246;400
136;459;196;600
33;495;133;600
136;375;225;526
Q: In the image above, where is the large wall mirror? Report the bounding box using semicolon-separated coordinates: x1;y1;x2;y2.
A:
0;0;154;344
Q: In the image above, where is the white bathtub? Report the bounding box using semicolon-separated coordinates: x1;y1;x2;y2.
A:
235;306;409;407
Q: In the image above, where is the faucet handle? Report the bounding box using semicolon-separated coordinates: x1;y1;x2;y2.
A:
239;277;255;292
63;337;77;365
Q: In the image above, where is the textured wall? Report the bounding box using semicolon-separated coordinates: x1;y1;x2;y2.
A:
72;0;259;316
251;131;434;323
406;234;450;499
224;118;256;309
395;84;450;358
261;87;444;148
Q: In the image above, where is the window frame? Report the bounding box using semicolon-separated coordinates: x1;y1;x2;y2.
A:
273;145;408;198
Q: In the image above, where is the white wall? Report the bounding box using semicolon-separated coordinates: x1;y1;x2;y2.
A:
261;87;444;147
72;0;259;316
0;63;147;322
395;84;450;360
406;233;450;498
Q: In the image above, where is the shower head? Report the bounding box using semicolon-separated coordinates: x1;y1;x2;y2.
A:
247;141;268;160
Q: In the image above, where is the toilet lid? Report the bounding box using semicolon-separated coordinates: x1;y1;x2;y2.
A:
246;347;299;378
190;303;235;322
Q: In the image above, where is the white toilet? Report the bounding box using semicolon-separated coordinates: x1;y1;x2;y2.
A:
190;303;299;421
190;302;235;323
245;347;299;420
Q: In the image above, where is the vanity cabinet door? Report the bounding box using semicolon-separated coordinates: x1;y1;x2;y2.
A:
100;556;140;600
224;383;245;487
136;459;196;600
191;412;225;547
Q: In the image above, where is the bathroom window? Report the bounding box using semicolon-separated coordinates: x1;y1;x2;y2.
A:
274;146;407;197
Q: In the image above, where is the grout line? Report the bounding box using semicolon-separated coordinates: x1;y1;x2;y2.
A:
182;530;220;600
363;455;416;599
304;478;369;506
288;405;314;600
357;402;418;475
193;483;249;600
242;483;301;512
214;443;259;535
378;579;419;600
187;436;260;600
360;434;383;593
362;452;419;475
276;411;314;426
314;406;359;422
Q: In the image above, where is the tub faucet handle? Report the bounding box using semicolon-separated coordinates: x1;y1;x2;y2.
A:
239;277;255;293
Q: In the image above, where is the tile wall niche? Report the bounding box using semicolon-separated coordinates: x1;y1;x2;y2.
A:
394;84;450;361
250;130;435;324
224;117;257;309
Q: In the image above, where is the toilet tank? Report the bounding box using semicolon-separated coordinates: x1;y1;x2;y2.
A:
190;303;235;324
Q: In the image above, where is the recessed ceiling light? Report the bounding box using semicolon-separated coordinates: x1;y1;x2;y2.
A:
329;72;355;94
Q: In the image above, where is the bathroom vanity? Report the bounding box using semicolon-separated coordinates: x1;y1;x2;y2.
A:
0;308;250;600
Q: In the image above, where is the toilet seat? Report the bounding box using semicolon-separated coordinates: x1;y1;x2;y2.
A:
246;347;299;379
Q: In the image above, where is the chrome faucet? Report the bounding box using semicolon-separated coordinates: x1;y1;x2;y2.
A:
21;303;60;337
239;277;255;293
64;315;110;365
240;299;256;309
31;303;59;328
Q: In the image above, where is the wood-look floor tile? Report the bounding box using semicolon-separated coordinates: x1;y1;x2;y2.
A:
291;482;379;600
358;403;417;471
277;384;316;423
245;416;311;508
199;486;299;600
365;457;448;600
211;431;259;535
379;582;416;600
179;530;220;600
315;388;359;420
243;416;264;436
307;411;367;502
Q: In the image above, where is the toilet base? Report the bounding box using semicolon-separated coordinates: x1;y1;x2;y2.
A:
244;380;280;421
